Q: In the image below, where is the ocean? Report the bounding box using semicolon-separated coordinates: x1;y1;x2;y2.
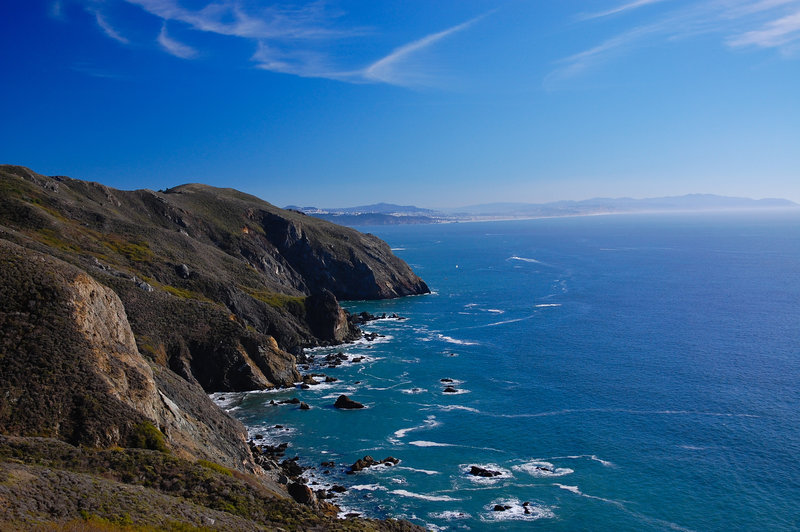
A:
213;211;800;531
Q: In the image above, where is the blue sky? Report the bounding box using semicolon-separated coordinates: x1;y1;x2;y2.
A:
1;0;799;208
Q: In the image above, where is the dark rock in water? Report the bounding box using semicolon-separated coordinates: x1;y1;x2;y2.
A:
300;384;310;389
524;506;531;515
536;466;553;473
299;402;310;410
443;386;458;393
254;434;263;440
302;374;319;385
469;465;501;478
334;394;364;409
352;356;364;363
350;455;378;472
345;513;361;518
279;397;301;405
493;505;508;512
522;501;530;507
324;376;338;383
321;461;335;467
331;485;347;493
348;455;400;473
440;378;454;383
288;482;316;505
315;489;329;500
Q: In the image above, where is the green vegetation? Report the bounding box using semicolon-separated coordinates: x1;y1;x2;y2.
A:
245;288;306;313
102;236;153;263
35;228;81;253
161;284;213;303
128;422;168;453
197;459;232;476
0;437;421;531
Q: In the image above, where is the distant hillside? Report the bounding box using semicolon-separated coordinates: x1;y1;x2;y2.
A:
294;194;798;226
450;194;798;218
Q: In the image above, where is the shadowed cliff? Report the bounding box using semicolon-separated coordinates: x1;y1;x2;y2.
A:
0;165;428;393
0;165;427;531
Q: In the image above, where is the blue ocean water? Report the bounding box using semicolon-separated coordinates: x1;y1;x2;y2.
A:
215;212;800;530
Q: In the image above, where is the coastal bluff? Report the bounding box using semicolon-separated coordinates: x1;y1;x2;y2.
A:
0;165;427;530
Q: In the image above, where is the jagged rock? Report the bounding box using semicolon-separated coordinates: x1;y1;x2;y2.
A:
279;398;301;405
175;263;190;279
302;375;320;386
299;402;310;410
324;376;338;383
281;458;304;478
306;290;359;343
288;482;316;505
334;395;365;409
349;455;378;473
493;505;511;512
331;485;347;493
134;278;154;292
469;466;502;478
443;386;458;393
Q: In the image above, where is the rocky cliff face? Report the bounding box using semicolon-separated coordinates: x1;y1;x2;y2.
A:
0;165;430;530
0;240;257;472
0;165;429;393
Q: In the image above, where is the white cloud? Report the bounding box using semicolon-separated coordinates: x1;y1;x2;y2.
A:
158;23;198;59
580;0;670;20
93;10;130;44
95;0;488;86
363;15;487;86
728;8;800;47
549;0;800;87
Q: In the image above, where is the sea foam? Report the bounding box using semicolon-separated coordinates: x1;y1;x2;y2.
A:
390;490;460;502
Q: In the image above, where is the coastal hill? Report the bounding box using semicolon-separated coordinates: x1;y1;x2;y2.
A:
0;165;427;530
297;194;798;225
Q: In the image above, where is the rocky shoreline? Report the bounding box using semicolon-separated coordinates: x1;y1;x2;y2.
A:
0;165;429;530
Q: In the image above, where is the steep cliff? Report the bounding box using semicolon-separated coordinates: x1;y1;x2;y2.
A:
0;240;255;471
0;165;429;393
0;167;432;530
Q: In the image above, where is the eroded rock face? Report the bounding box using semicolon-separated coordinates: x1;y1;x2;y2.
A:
69;272;161;424
306;290;360;344
0;165;429;394
0;241;261;474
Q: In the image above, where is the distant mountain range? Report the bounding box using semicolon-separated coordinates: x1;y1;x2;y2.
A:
289;194;799;226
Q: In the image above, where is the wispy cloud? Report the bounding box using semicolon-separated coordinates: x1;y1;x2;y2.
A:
549;0;800;87
580;0;670;20
92;10;130;44
363;14;487;86
157;23;198;59
70;62;125;79
49;0;65;20
81;0;488;87
728;8;800;47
